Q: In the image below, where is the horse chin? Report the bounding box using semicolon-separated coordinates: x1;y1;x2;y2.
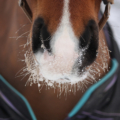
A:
41;70;88;84
33;50;89;84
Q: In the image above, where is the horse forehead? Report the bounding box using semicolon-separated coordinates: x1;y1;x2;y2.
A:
35;0;97;34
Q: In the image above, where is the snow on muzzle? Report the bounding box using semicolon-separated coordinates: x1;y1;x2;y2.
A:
35;31;80;81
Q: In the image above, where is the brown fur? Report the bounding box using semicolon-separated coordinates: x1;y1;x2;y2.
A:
69;0;101;36
31;0;64;34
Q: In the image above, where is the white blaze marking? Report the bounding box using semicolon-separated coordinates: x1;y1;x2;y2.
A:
49;0;79;74
52;0;78;55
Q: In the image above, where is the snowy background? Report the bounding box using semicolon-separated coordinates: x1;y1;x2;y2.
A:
101;0;120;50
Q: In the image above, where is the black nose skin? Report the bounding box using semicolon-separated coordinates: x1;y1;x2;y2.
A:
32;17;44;53
78;20;99;70
32;17;51;53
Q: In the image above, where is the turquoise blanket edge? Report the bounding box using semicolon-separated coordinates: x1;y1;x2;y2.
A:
0;75;37;120
68;59;118;118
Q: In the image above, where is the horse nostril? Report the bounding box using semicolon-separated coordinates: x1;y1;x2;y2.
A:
79;20;98;50
79;26;91;48
32;17;44;53
41;25;51;53
78;20;99;68
32;17;51;53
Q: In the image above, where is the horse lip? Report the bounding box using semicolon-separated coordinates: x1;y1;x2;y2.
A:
64;77;70;80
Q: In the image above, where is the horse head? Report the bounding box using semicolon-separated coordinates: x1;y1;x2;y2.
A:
22;0;112;85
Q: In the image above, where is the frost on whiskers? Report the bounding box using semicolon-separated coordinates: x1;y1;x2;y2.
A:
24;48;90;96
19;34;110;97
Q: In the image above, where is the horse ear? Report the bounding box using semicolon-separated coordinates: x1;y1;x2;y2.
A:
99;0;114;31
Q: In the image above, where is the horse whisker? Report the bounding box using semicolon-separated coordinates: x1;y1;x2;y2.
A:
16;31;30;40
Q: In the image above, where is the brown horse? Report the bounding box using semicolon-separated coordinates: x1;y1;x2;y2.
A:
0;0;115;120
